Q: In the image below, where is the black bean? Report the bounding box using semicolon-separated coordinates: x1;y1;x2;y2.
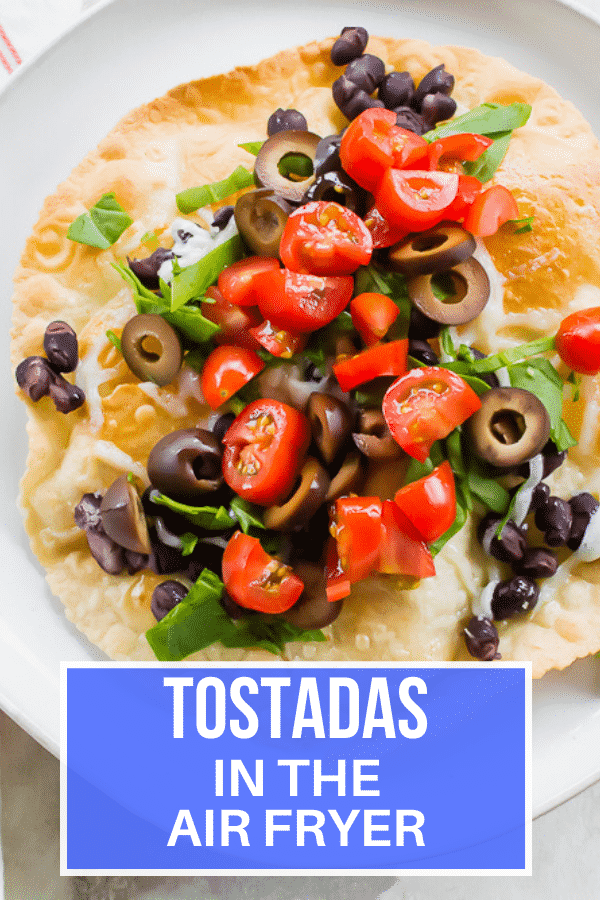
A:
332;75;385;121
420;93;458;131
378;71;414;109
393;106;425;135
212;206;234;230
344;54;386;94
408;339;439;366
408;305;441;340
267;108;308;136
534;496;572;547
44;321;78;373
515;441;566;480
513;547;558;579
48;376;85;414
74;493;103;531
491;575;539;620
478;513;527;564
412;64;455;110
185;538;227;582
127;247;174;290
15;356;54;402
330;27;369;66
151;580;188;621
147;527;186;574
125;550;149;575
464;616;500;661
211;412;236;443
85;528;126;575
304;362;324;383
530;482;550;511
314;133;344;177
567;492;599;550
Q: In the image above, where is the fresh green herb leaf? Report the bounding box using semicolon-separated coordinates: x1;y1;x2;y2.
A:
228;396;247;416
439;326;457;360
238;141;264;156
444;335;556;376
463;132;512;183
424;102;532;141
465;470;510;513
183;347;210;372
508;215;535;234
151;493;235;530
353;377;393;408
229;497;265;534
67;193;133;249
140;230;159;247
146;568;325;661
403;442;444;485
278;152;314;179
429;484;469;555
567;370;582;402
180;533;199;556
176;166;254;214
106;330;122;352
170;234;244;311
445;428;466;477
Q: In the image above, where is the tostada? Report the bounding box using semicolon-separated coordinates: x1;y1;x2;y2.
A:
10;28;600;677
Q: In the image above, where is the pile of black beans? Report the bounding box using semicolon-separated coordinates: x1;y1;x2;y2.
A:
330;26;457;132
15;320;85;413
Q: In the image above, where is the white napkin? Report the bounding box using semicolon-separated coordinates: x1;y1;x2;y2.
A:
0;0;82;86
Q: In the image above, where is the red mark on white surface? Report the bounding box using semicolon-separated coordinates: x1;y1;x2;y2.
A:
0;22;21;65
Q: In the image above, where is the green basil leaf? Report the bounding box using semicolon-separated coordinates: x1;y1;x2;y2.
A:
238;141;264;156
170;234;244;311
180;533;199;556
429;484;469;555
444;335;556;376
67;193;133;249
465;471;510;513
508;359;576;451
508;215;535;234
445;429;466;477
176;166;254;214
151;493;235;530
439;326;457;360
423;102;532;141
229;497;265;533
106;330;122;353
164;305;221;344
463;132;512;183
403;442;444;485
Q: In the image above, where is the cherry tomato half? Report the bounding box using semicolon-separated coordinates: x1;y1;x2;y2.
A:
222;531;304;613
376;169;459;230
222;399;311;505
443;175;483;222
340;109;429;192
333;340;408;392
332;495;383;583
382;367;481;462
252;268;354;333
555;306;600;375
200;345;265;410
393;461;456;542
363;203;410;249
201;286;262;351
279;201;373;276
248;319;306;358
217;256;281;307
462;184;519;237
378;500;435;579
350;292;400;346
324;538;352;603
426;133;493;172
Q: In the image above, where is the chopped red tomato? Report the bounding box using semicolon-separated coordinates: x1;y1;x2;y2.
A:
222;531;304;613
350;292;400;346
217;256;281;307
376;169;459;230
200;345;265;410
378;500;435;579
333;340;408;392
443;175;483;222
248;319;306;358
382;367;481;462
324;538;352;602
332;496;383;583
253;268;353;333
279;201;373;276
462;184;519;237
556;306;600;374
393;461;456;542
340;109;429;192
363;203;410;249
427;133;493;171
202;286;262;351
221;399;310;505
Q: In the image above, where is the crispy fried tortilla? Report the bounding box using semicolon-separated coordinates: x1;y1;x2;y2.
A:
11;36;600;675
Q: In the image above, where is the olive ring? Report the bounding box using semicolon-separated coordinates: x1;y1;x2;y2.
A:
121;313;183;386
388;223;476;276
466;387;551;468
254;130;321;202
407;256;490;325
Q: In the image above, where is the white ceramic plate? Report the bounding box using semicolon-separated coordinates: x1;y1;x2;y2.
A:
1;0;600;816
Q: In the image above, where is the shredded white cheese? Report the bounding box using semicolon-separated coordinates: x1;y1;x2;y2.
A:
512;454;544;527
472;580;499;619
158;211;238;282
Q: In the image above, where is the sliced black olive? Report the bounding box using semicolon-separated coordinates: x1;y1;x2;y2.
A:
234;188;293;257
263;458;331;531
314;133;344;177
281;562;343;629
303;169;366;215
100;474;151;555
388;223;476;277
307;393;354;465
121;313;182;386
254;130;321;202
352;409;403;460
466;387;551;468
407;257;490;325
325;451;366;502
147;428;223;501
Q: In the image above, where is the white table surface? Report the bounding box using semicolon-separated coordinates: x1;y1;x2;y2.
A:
2;0;600;897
